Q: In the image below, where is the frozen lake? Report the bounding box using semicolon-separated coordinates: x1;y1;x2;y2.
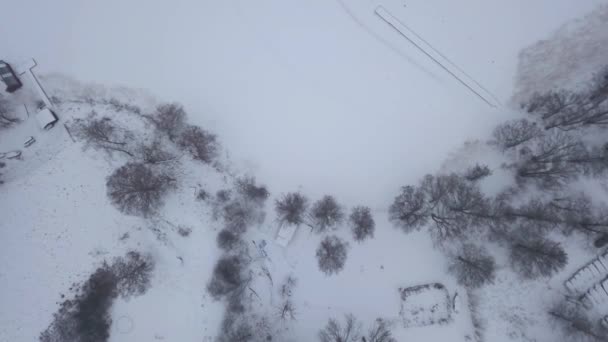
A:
2;0;604;206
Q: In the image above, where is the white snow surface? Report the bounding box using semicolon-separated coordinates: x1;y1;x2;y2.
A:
2;0;606;208
1;2;608;342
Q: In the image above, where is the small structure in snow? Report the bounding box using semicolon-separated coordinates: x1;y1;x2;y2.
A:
398;283;452;328
24;136;35;147
0;60;22;93
581;277;608;308
275;225;297;247
35;107;58;130
565;250;608;294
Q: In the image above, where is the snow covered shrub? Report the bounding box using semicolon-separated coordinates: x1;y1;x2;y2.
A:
217;313;254;342
196;188;209;201
275;192;309;226
72;112;136;157
464;164;492;182
177;225;192;237
106;162;176;217
448;243;496;288
309;195;345;233
151;102;187;141
217;229;243;251
319;314;361;342
0;94;20;129
509;236;568;279
490;118;542;150
111;251;155;298
316;235;348;275
207;256;246;299
178;124;218;164
236;176;269;204
0;161;5;185
40;267;118;342
280;275;297;298
222;199;265;233
217;312;274;342
136;136;176;164
349;206;375;242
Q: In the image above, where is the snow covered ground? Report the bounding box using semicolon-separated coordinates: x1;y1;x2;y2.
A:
3;0;606;207
2;2;608;342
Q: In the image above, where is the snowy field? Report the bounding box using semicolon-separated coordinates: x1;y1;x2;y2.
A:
1;1;608;342
2;0;605;207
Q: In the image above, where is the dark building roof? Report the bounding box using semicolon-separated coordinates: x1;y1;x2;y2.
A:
0;60;22;93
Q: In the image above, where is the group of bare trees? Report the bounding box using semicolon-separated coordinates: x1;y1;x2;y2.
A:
274;192;376;275
318;314;396;342
73;113;136;157
40;252;155;342
548;300;608;342
70;102;222;218
388;170;596;282
206;177;277;342
524;66;608;130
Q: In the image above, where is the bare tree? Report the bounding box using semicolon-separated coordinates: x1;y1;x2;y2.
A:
388;185;428;232
151;103;187;141
207;256;246;300
548;300;608;342
217;314;254;342
111;251;155;298
421;174;490;241
178;124;218;163
275;192;309;226
390;174;490;242
73;113;135;157
509;235;568;279
0;94;20;129
106;162;176;217
236;176;269;204
309;195;345;233
501;194;608;238
490;118;542;150
448;243;496;288
350;206;375;242
514;131;585;188
319;314;361;342
217;229;244;252
280;275;297;298
217;313;274;342
277;299;296;321
365;319;397;342
524;67;608;130
316;236;348;276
